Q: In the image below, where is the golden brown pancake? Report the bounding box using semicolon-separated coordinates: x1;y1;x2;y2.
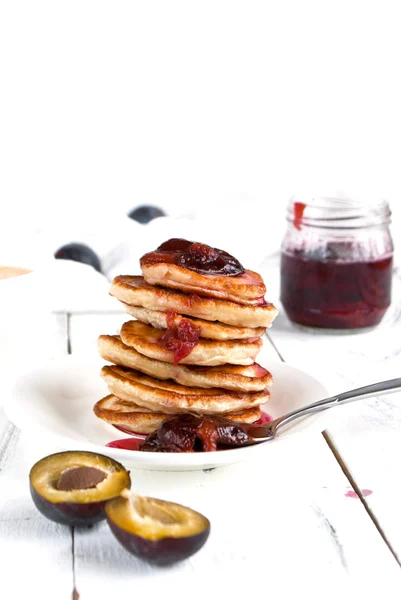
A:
141;262;266;306
99;335;272;391
101;365;270;414
124;304;266;340
93;394;262;434
120;320;263;366
110;276;277;328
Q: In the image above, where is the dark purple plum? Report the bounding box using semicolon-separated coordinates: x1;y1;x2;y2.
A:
54;243;102;273
29;451;131;527
105;490;210;565
127;205;166;224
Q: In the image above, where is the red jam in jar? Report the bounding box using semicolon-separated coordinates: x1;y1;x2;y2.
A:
280;197;394;330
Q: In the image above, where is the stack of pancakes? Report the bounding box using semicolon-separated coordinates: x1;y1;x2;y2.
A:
94;241;278;435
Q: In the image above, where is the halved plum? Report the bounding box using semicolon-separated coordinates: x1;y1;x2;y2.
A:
29;451;131;527
105;490;210;565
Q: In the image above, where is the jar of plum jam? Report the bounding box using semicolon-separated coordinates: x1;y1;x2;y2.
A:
280;197;394;331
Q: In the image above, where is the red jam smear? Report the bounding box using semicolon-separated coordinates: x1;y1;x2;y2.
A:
252;364;269;378
280;251;393;329
140;238;245;276
107;438;144;451
254;412;273;424
106;425;146;450
345;489;373;499
158;310;201;364
293;202;306;230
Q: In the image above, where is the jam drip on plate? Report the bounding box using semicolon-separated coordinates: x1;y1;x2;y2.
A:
138;414;254;453
158;310;201;364
140;238;245;276
253;412;272;424
252;364;269;378
106;426;146;450
106;413;273;453
107;438;145;451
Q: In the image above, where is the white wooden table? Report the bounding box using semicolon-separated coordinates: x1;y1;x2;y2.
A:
1;265;401;600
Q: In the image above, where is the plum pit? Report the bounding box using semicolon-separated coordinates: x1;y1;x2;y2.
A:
57;466;107;491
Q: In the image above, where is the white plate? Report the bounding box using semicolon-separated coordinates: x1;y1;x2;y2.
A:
4;350;330;471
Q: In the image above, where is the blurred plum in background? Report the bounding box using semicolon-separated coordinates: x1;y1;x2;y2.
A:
127;205;166;224
55;243;102;273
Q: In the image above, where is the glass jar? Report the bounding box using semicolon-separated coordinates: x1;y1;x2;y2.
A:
280;196;394;331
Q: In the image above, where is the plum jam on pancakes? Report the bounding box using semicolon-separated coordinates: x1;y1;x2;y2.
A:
157;310;201;364
138;414;256;452
119;320;263;366
124;305;266;340
140;239;267;305
141;239;245;276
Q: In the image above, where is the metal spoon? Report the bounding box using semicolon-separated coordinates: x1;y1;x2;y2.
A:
241;377;401;444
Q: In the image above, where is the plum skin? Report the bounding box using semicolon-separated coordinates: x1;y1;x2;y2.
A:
29;483;112;527
106;517;210;566
54;242;102;273
127;205;166;224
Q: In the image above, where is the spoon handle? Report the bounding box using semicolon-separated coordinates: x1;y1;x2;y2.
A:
274;377;401;433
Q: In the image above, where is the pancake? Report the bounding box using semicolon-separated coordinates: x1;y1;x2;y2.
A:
140;239;266;305
101;365;270;414
141;263;266;306
124;305;266;340
110;276;277;328
99;335;272;391
120;320;263;366
93;394;262;434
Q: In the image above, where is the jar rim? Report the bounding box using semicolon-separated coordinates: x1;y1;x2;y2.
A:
287;196;391;229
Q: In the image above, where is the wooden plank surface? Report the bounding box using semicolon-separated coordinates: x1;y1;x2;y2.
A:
72;444;400;598
0;313;73;600
1;309;401;599
267;266;401;565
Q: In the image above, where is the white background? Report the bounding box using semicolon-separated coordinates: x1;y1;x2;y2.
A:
1;0;400;252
